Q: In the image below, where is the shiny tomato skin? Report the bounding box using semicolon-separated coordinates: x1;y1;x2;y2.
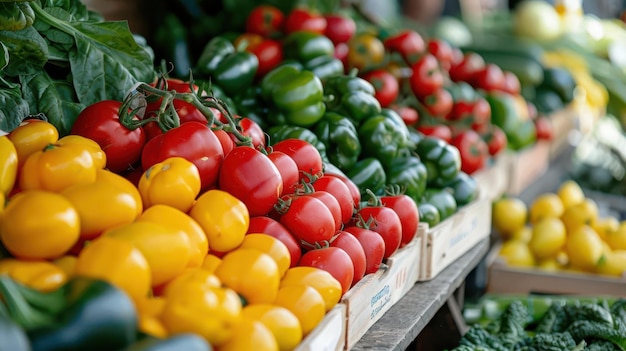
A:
501;71;522;95
248;39;283;78
309;190;343;232
71;100;146;174
279;195;336;249
298;246;354;295
247;216;302;267
421;88;453;118
361;69;400;108
323;173;361;211
354;206;402;259
343;226;385;275
450;129;489;175
426;39;455;71
284;8;327;34
267;150;299;196
218;146;283;217
534;116;554;141
330;231;366;287
311;174;354;225
246;5;285;37
238;117;266;150
471;63;506;92
409;54;445;99
323;14;356;45
383;30;425;65
449;52;485;83
392;105;419;126
380;194;419;247
486;125;508;156
417;124;452;144
213;129;235;157
271;139;323;181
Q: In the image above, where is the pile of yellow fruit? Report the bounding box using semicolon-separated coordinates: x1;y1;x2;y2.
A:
492;180;626;277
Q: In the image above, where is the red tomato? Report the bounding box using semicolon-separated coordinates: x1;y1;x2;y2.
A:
426;39;455;71
278;194;336;249
311;174;354;225
323;14;356;45
298;246;354;295
354;205;402;259
246;5;285;37
324;173;361;210
141;121;223;190
379;194;419;247
527;102;538;121
309;190;343;232
470;97;492;131
267;150;299;196
449;52;485;83
391;105;419;126
246;39;284;78
450;129;489;174
534;116;554;141
213;129;235;157
409;54;445;99
343;226;385;275
141;120;165;142
330;231;366;287
361;69;400;108
271;139;323;181
334;42;349;69
247;216;302;267
486;125;508;156
501;71;521;95
471;63;505;92
218;146;282;216
284;8;327;34
145;79;207;126
421;88;453;118
71;100;146;174
238;117;266;149
383;30;425;65
417;124;452;144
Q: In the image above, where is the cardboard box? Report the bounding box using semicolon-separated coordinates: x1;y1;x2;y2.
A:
341;236;422;350
295;304;347;351
473;155;510;202
505;141;551;196
417;197;492;281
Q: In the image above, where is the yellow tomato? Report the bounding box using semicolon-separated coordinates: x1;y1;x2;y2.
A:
560;198;599;234
61;176;141;240
8;119;59;169
529;193;564;224
0;136;18;196
596;250;626;277
219;319;279;351
347;32;386;72
53;255;77;277
0;190;80;259
189;189;249;253
491;197;528;237
138;204;208;268
604;222;626;251
96;169;143;217
201;254;222;273
593;216;620;241
56;135;107;170
104;221;191;287
240;234;291;278
215;248;280;304
74;236;152;302
0;258;67;292
242;304;302;351
274;284;326;336
280;266;342;312
509;226;532;243
19;141;98;192
138;157;201;213
162;267;221;297
557;180;585;209
498;240;535;268
529;217;566;260
565;225;605;271
160;284;242;347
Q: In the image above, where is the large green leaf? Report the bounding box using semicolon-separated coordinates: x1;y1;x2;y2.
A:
0;78;30;133
0;25;48;76
0;42;8;71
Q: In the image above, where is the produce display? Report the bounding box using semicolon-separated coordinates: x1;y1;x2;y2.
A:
1;0;625;350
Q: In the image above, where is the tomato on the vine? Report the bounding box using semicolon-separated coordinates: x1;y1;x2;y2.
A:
330;231;366;287
311;174;355;225
501;71;521;95
284;8;326;34
277;194;336;249
71;100;146;174
271;139;323;181
241;37;283;78
450;129;489;175
380;194;419;247
246;5;285;38
298;246;354;295
238;117;266;149
247;216;302;267
392;105;419;126
361;69;400;108
213;129;235;157
267;150;299;197
484;125;507;156
421;88;453;118
218;146;282;217
409;54;445;99
309;190;343;232
449;52;485;83
383;30;425;65
343;226;385;275
353;204;402;259
426;39;455;71
417;124;452;143
472;63;506;92
323;14;356;45
534;116;554;141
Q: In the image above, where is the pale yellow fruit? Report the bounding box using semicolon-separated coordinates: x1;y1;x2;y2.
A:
510;226;533;243
592;216;620;241
604;222;626;251
557;180;585;209
565;225;604;272
529;217;567;260
560;198;600;234
596;250;626;277
537;257;565;272
529;193;564;224
492;197;528;237
498;240;536;268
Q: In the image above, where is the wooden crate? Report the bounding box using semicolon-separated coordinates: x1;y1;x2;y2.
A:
505;141;551;196
417;197;492;281
341;236;422;350
473;154;510;202
295;304;346;351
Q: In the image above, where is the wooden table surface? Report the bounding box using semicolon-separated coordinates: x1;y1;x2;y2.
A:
351;237;490;351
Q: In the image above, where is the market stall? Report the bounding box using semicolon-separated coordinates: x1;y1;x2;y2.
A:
1;0;625;350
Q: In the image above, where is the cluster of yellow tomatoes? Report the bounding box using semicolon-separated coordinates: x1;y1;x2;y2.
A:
492;180;626;277
0;119;343;351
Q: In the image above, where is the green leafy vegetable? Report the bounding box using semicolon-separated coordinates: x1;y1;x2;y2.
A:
0;78;30;132
0;2;35;31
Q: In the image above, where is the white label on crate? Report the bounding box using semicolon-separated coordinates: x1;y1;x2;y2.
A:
448;217;478;248
306;308;344;351
370;284;391;319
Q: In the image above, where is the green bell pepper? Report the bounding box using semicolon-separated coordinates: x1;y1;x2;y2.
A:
507;119;537;151
195;36;259;97
385;153;428;203
304;55;345;83
337;91;382;125
261;65;326;127
380;108;413;148
418;203;440;228
0;313;30;351
282;31;335;63
358;115;408;168
324;74;376;98
346;157;387;196
267;124;328;160
486;92;537;151
415;136;461;187
422;188;458;221
0;276;137;351
313;112;361;171
122;334;212;351
443;171;479;207
538;66;576;104
324;74;379;124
